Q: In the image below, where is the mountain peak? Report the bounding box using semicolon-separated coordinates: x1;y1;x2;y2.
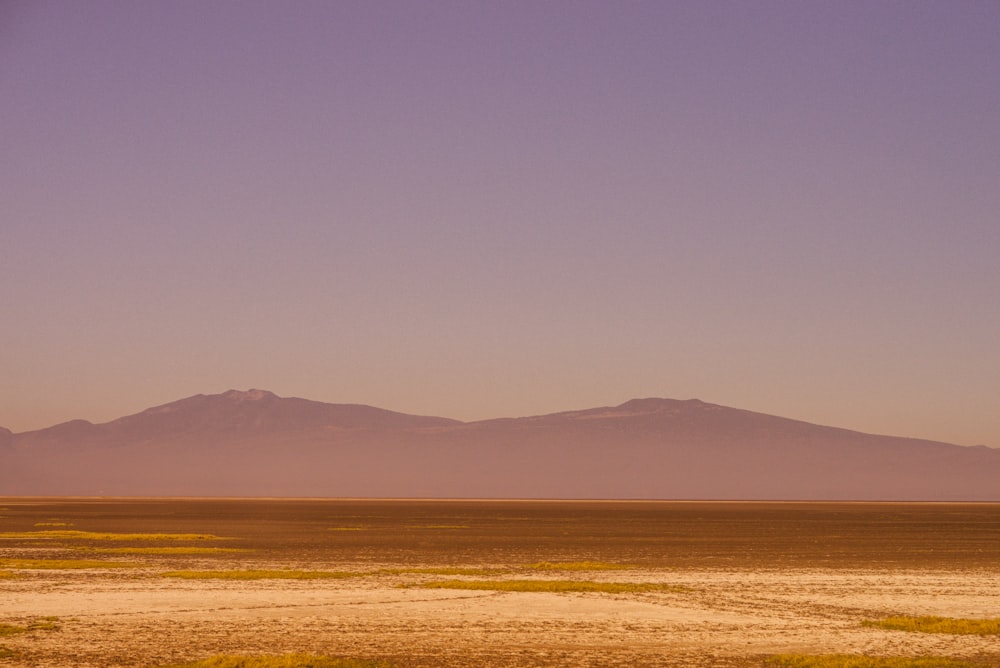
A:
222;389;277;402
615;397;706;413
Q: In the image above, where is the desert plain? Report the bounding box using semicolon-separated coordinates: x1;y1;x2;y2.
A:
1;498;999;667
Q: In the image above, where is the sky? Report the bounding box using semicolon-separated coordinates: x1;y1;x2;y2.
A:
2;1;999;447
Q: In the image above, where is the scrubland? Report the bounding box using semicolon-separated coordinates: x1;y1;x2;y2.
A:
1;499;999;667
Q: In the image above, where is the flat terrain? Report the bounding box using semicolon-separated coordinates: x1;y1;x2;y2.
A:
1;499;999;667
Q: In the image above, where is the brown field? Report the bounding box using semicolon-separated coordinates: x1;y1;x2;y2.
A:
1;498;999;667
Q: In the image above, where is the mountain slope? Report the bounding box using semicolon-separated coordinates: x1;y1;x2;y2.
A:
2;391;997;500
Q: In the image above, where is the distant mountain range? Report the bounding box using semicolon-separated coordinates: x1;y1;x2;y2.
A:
2;389;997;500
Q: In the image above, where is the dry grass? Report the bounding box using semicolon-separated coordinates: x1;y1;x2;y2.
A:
0;530;227;541
329;523;476;532
0;625;26;638
33;522;72;527
92;547;249;555
766;656;974;667
161;654;390;667
0;559;138;570
411;579;683;594
0;570;14;579
0;618;61;636
862;616;1000;636
160;570;357;580
27;617;61;632
379;567;502;576
525;561;632;571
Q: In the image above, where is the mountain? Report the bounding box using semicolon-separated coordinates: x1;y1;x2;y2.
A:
2;390;998;500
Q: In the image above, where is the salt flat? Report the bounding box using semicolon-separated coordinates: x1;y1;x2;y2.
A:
1;499;999;667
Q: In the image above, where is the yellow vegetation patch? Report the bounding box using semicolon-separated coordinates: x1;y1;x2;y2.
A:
379;567;502;576
27;617;61;632
405;525;469;530
0;570;15;579
526;561;632;571
161;654;391;668
0;618;61;636
33;522;72;527
328;527;369;531
766;655;974;668
411;579;683;594
0;559;138;570
0;625;26;637
862;616;1000;636
0;530;227;541
161;570;357;580
93;547;249;555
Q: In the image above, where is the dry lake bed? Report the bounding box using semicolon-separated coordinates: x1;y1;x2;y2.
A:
1;498;999;667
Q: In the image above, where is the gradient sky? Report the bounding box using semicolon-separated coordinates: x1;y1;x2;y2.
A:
2;1;998;447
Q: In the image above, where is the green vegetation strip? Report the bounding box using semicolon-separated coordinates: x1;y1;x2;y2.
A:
161;654;390;667
0;530;227;541
161;570;357;580
526;561;632;571
0;559;137;570
863;616;1000;636
767;656;974;668
412;579;682;594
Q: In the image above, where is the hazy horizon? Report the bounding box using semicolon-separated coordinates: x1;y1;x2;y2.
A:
3;2;998;448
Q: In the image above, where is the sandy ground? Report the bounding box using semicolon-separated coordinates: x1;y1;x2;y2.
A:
3;500;1000;667
2;565;1000;667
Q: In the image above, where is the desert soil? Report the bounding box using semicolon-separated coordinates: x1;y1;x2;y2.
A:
1;499;998;667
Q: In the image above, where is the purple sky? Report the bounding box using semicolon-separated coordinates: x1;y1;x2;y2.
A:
2;1;998;446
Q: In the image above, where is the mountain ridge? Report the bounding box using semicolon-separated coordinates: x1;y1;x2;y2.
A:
3;391;991;448
2;389;997;500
